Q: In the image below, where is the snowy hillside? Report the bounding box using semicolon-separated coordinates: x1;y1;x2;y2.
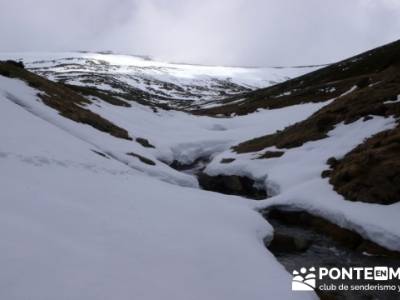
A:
0;52;320;109
1;40;400;300
0;63;317;300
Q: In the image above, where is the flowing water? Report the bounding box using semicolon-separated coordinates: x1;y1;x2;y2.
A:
176;158;400;299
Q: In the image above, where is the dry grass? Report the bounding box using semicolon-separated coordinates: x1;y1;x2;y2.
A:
230;40;400;204
0;61;132;140
328;128;400;204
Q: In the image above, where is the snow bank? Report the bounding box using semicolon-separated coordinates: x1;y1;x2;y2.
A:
0;76;316;299
87;97;331;166
0;76;198;188
206;116;400;251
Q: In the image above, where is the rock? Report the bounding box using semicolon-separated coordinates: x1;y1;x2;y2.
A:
198;173;267;200
264;209;400;257
222;176;243;193
267;233;311;253
136;137;155;148
220;158;236;164
126;152;156;166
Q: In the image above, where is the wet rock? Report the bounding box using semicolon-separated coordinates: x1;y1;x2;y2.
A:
267;233;311;253
198;173;267;200
169;157;210;172
264;209;400;257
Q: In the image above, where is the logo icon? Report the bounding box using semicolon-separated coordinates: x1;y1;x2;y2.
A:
374;267;388;281
292;267;316;291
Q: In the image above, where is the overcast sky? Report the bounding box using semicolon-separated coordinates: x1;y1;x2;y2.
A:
1;0;400;66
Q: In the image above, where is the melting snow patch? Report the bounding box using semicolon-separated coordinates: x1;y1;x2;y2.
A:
0;77;315;299
206;116;400;251
383;95;400;105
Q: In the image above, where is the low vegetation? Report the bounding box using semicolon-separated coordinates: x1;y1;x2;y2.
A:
229;40;400;205
0;61;132;140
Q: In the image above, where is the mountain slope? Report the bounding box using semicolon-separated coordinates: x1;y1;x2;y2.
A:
0;52;320;110
196;39;400;116
1;40;400;300
0;67;315;300
227;39;400;205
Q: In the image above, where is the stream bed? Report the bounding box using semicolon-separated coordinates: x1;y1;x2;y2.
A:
263;209;400;300
172;158;400;300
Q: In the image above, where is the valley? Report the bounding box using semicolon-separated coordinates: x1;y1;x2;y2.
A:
1;40;400;300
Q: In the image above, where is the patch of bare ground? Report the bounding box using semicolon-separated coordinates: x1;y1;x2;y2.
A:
231;40;400;204
198;173;267;200
64;81;174;112
257;150;284;159
0;61;132;140
220;158;236;164
65;84;131;107
326;127;400;205
136;137;155;148
234;56;400;153
126;152;156;166
194;39;400;117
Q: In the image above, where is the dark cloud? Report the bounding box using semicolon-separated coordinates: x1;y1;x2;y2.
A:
1;0;400;66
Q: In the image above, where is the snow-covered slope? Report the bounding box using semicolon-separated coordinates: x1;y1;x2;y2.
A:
0;68;316;300
205;115;400;250
1;40;400;300
0;52;320;108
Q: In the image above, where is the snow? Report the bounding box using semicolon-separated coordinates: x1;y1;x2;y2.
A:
274;90;292;98
383;95;400;105
1;49;398;299
0;75;316;299
205;116;400;251
0;52;320;103
0;76;198;188
0;52;319;86
86;97;333;167
339;85;357;97
0;74;330;186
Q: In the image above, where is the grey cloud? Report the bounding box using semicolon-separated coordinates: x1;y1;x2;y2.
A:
1;0;400;66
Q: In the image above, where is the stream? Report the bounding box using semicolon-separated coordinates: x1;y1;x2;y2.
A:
263;209;400;300
171;157;400;300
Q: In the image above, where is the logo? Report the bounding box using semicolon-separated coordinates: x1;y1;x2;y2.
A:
374;267;389;281
292;267;316;291
291;266;400;293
